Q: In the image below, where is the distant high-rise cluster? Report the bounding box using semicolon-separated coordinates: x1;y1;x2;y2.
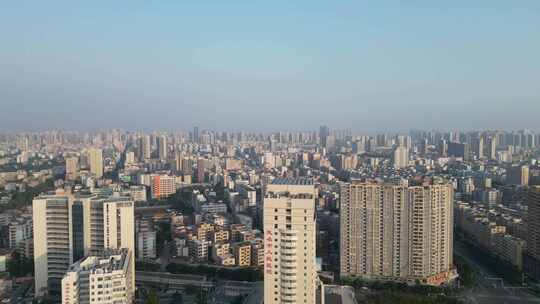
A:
2;125;540;303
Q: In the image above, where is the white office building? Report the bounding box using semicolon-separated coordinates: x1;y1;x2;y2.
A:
33;192;135;297
61;249;134;304
33;193;74;296
8;216;33;250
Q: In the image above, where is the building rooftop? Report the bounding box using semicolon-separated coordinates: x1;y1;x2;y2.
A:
67;249;129;274
271;177;314;185
323;285;358;304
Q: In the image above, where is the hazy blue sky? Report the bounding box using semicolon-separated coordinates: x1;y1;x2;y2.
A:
1;1;539;132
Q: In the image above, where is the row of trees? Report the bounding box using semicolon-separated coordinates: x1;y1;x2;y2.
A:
143;287;245;304
136;261;161;272
363;291;460;304
163;188;195;215
340;277;460;304
0;156;62;173
340;277;454;295
156;221;172;253
166;262;263;282
1;178;55;211
7;251;34;277
453;255;475;288
455;228;525;285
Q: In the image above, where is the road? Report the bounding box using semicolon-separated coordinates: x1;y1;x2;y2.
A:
136;271;260;297
9;283;28;304
158;240;174;271
455;240;540;304
207;282;263;304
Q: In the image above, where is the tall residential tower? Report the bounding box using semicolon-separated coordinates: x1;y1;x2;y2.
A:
339;179;455;285
263;178;318;304
157;135;167;161
525;186;540;279
88;148;103;178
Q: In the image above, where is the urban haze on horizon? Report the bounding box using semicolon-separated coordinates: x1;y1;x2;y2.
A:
1;2;540;132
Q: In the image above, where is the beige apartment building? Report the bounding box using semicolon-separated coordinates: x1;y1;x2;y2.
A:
212;229;230;243
65;157;79;181
263;178;318;304
233;242;252;267
88;148;103;179
454;201;525;269
339;179;455;285
393;145;409;169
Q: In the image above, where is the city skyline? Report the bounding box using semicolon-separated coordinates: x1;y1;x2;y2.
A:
1;126;540;135
1;119;540;302
2;2;540;303
2;2;540;131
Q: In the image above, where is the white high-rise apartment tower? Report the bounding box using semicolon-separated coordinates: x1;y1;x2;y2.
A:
33;193;74;296
103;198;135;290
340;179;455;285
33;192;135;297
263;178;318;304
393;145;409;169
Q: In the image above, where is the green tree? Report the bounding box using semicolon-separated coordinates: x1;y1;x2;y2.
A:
1;178;55;212
156;221;172;252
7;251;34;277
231;295;246;304
145;289;159;304
184;285;197;295
454;255;475;288
165;189;194;215
135;261;160;271
195;289;208;304
172;292;184;304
